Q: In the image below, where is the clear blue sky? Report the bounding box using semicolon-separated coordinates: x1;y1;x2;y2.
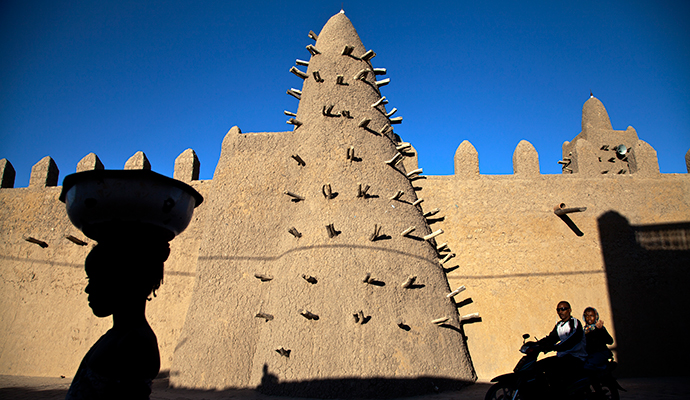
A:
1;0;688;187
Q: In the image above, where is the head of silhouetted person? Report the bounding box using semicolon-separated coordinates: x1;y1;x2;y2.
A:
84;240;170;318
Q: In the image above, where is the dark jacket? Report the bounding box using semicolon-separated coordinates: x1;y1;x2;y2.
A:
539;317;588;361
585;326;613;357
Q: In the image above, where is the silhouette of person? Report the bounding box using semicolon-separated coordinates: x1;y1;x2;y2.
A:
65;239;170;400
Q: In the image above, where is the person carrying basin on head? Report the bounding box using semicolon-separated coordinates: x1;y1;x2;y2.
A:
59;169;204;400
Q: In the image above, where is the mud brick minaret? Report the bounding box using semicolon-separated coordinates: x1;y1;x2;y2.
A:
169;11;476;396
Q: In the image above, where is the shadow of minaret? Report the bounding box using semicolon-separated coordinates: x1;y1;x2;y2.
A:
598;211;690;377
257;364;475;398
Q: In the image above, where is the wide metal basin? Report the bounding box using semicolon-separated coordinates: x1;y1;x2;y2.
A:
59;170;203;241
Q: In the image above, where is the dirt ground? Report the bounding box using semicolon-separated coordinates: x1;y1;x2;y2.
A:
0;375;688;400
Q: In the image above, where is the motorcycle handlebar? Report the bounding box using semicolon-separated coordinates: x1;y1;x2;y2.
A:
522;341;554;355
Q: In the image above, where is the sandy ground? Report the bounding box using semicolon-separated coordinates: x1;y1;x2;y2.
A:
0;375;688;399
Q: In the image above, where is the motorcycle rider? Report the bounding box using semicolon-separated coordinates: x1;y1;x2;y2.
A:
537;301;588;389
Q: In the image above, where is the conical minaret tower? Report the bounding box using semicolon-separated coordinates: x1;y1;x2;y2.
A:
171;12;476;396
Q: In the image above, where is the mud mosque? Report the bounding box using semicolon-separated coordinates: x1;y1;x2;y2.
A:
1;11;689;396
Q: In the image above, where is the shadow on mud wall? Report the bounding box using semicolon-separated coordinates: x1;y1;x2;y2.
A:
598;212;690;377
0;372;484;400
0;387;68;400
257;364;475;398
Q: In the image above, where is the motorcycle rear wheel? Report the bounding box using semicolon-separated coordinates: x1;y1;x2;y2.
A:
485;382;522;400
590;383;619;400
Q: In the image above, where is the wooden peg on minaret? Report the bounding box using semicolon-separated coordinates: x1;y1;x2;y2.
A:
290;66;308;79
361;50;376;61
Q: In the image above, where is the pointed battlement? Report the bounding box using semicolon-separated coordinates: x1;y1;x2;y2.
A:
512;140;540;176
0;159;15;188
76;153;104;173
454;140;479;177
174;149;200;182
29;156;59;188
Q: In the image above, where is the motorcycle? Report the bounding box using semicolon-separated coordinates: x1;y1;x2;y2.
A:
484;334;624;400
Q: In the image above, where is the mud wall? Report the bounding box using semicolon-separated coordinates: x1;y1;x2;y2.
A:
417;172;690;379
1;151;689;382
3;150;688;382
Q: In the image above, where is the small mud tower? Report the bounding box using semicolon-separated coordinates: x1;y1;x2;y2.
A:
561;95;660;176
171;11;476;397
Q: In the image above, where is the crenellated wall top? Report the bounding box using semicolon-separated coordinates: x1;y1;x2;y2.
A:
1;96;688;190
0;148;202;189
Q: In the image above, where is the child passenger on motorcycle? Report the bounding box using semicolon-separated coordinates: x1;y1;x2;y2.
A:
582;307;614;370
537;301;588;385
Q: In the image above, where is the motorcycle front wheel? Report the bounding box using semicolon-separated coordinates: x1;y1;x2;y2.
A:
485;382;521;400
